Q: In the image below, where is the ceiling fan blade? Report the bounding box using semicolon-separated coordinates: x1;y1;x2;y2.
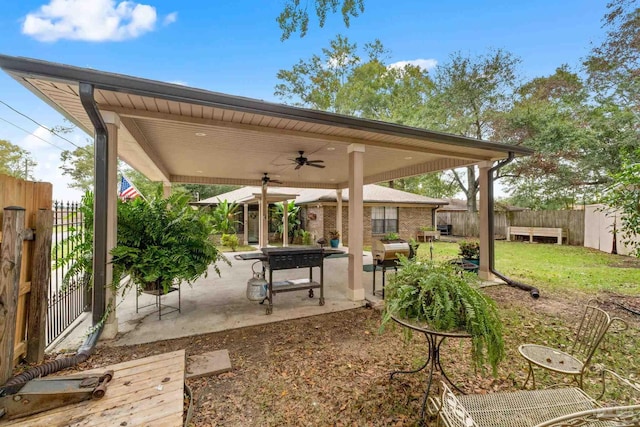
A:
306;160;324;164
307;163;326;168
295;163;302;170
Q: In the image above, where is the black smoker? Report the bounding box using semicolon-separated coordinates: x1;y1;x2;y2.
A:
371;239;414;298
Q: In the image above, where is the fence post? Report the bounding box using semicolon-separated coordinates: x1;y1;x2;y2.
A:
26;209;53;363
0;206;26;384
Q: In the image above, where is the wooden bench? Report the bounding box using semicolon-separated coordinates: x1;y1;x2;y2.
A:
507;226;567;245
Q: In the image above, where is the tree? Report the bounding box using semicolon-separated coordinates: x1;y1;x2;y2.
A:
277;0;365;40
379;173;458;199
584;0;639;121
601;150;640;256
495;67;639;209
0;139;37;179
271;200;301;241
418;50;521;211
179;183;240;201
276;35;454;195
60;145;94;192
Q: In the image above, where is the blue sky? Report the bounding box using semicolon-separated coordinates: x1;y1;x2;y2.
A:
0;0;608;200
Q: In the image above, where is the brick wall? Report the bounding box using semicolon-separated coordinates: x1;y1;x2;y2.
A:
315;204;433;246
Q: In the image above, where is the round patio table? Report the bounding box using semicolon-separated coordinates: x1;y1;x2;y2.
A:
389;316;471;420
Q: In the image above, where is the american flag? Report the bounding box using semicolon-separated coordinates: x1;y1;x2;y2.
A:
119;176;141;201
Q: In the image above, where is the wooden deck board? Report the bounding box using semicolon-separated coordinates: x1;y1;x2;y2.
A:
1;350;185;427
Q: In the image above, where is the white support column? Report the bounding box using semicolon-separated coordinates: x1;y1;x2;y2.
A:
162;183;172;198
347;144;365;301
282;201;289;247
243;203;249;245
336;189;343;246
478;161;494;281
101;111;119;339
260;186;268;248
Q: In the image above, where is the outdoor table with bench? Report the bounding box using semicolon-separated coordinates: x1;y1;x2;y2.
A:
507;226;567;244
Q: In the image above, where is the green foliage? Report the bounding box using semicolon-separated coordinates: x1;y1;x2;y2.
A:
420;225;436;231
601;152;640;257
52;191;94;289
0;139;37;180
584;0;639;119
221;233;239;251
459;240;480;259
60;145;94;192
383;232;400;240
277;0;364;40
300;230;313;246
271;201;300;241
211;199;241;234
381;257;505;374
112;192;228;294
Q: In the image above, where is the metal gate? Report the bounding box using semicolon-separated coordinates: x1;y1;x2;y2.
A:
47;200;91;346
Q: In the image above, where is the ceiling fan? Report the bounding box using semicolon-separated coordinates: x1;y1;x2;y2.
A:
291;151;325;170
261;173;282;186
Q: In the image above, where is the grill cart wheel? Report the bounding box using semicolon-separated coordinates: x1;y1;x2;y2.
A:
309;289;314;298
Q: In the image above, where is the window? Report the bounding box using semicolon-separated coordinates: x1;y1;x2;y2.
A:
371;206;398;234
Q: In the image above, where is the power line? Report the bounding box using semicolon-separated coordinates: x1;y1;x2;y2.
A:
0;99;84;150
0;115;66;151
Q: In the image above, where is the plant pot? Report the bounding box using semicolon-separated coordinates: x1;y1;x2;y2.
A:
464;258;479;266
330;238;339;248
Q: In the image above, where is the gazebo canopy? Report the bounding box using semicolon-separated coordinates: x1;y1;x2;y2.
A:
0;55;532;189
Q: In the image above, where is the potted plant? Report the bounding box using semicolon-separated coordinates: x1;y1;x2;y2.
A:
112;192;229;296
459;240;480;266
328;230;340;248
419;225;440;240
382;232;400;241
381;256;505;374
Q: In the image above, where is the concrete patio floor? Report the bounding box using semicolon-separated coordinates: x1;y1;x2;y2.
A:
50;249;383;351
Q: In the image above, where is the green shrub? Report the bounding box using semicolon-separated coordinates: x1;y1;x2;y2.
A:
300;230;313;245
221;233;239;251
459;240;480;259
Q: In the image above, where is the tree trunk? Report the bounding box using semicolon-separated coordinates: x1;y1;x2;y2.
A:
466;166;478;212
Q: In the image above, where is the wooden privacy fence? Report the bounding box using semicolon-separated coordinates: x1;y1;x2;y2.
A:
437;210;585;246
0;175;52;385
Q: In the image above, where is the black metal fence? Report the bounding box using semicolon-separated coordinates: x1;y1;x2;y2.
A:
47;200;91;346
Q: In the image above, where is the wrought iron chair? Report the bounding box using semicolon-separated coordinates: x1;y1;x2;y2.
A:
430;372;640;427
518;300;627;393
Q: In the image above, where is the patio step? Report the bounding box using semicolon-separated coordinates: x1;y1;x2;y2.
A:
186;349;232;379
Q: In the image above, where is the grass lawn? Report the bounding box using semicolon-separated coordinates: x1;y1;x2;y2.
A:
419;240;640;296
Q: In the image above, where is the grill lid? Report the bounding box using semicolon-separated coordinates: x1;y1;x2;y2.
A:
372;239;411;262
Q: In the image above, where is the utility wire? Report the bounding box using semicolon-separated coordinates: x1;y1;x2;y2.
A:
0;115;66;151
0;99;84;150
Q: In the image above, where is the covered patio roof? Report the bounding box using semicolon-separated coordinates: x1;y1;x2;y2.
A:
0;54;533;338
0;55;532;189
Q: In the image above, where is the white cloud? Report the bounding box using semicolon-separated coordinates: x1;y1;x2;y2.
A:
163;12;177;25
22;0;162;42
388;58;438;72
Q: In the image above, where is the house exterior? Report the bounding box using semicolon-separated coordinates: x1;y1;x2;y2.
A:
198;184;447;246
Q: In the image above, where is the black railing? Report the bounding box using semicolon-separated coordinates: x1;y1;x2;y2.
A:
47;200;90;346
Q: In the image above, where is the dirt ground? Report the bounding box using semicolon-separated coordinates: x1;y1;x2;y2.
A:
43;286;640;426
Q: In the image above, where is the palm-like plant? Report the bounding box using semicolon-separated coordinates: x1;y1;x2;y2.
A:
271;200;300;242
210;199;241;234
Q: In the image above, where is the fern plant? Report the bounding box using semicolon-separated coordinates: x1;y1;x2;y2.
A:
112;191;229;295
381;256;505;374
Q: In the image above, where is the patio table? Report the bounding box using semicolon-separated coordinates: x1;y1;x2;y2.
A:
389;315;471;420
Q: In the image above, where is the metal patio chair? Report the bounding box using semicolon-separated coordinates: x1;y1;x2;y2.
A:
518;300;627;394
